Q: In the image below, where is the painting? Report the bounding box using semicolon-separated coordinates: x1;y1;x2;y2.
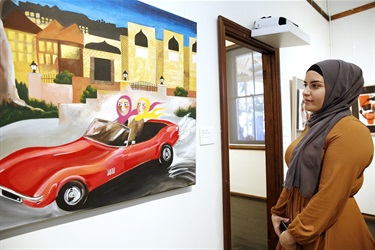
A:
0;0;197;232
290;77;310;140
352;85;375;133
296;88;310;131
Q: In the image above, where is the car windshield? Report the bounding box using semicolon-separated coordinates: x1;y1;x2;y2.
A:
84;119;131;147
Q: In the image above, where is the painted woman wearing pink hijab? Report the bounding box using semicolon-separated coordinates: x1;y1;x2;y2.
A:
114;95;137;125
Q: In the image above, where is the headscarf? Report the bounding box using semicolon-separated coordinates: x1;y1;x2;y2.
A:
284;59;364;197
116;95;137;124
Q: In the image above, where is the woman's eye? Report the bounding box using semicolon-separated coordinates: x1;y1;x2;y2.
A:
312;84;322;89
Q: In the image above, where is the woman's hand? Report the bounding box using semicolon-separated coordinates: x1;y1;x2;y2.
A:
271;214;290;237
271;214;297;249
279;230;297;250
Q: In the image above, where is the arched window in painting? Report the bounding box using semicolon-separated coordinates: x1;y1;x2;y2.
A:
135;29;148;48
192;41;197;64
192;41;197;53
135;29;148;58
168;36;179;52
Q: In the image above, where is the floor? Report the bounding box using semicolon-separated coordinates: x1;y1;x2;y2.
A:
231;196;268;250
230;195;375;250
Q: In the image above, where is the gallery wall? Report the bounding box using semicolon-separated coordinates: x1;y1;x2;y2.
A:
330;8;375;214
229;4;375;215
230;0;332;201
1;1;373;249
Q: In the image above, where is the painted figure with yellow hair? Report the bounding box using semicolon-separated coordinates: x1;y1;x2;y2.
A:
128;97;164;142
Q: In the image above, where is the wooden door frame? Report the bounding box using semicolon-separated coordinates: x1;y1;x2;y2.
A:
217;15;284;250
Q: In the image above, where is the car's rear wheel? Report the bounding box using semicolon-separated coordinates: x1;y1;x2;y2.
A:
56;180;88;211
159;144;173;167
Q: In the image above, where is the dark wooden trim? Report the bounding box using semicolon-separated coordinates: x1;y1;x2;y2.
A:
229;145;265;150
262;49;284;249
331;2;375;20
363;213;375;222
230;192;267;202
219;16;275;53
231;192;375;225
306;0;329;21
218;15;231;250
218;15;284;250
307;0;375;21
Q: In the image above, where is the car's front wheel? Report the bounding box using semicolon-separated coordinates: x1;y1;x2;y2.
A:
56;180;88;211
159;144;174;168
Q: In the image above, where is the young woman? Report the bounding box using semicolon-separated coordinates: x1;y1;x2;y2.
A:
271;59;375;249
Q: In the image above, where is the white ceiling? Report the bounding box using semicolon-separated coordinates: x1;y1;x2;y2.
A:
314;0;373;16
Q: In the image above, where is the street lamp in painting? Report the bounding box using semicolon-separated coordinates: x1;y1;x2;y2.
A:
30;61;38;73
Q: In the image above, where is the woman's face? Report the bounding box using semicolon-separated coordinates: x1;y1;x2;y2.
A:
118;98;130;116
303;70;326;113
137;100;146;114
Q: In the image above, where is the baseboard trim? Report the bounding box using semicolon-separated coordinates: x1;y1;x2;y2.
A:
230;192;266;202
363;213;375;222
231;192;375;221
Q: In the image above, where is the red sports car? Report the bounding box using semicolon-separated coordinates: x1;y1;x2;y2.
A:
0;118;179;211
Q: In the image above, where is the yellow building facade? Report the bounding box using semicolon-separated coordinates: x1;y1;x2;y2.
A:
6;10;196;96
83;34;122;82
126;22;157;84
122;22;196;93
5;28;35;85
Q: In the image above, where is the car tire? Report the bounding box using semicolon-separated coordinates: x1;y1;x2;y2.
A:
56;180;88;211
160;144;173;167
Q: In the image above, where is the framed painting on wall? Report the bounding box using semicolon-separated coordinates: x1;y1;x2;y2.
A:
352;85;375;133
290;76;310;140
0;0;197;234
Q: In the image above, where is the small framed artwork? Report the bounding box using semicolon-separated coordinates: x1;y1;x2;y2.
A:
352;85;375;133
291;77;310;140
296;88;311;131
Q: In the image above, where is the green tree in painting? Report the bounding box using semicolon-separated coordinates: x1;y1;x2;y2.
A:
0;80;58;127
174;105;196;119
54;70;74;84
80;85;97;103
174;86;188;97
16;80;28;101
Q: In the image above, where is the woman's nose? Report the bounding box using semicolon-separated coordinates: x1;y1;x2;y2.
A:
303;87;310;96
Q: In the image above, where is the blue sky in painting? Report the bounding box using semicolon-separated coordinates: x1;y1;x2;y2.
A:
21;0;197;46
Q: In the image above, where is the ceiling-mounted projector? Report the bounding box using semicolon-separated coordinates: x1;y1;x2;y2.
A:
254;16;298;29
251;16;310;48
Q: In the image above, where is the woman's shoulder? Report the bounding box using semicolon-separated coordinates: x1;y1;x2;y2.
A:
330;115;371;137
336;114;367;127
326;115;374;167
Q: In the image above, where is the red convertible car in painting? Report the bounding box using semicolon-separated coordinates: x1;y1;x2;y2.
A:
0;118;179;211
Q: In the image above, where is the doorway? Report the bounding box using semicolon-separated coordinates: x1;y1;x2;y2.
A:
217;16;284;250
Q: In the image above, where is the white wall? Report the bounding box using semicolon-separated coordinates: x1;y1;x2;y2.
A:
330;8;375;215
230;150;266;197
228;0;331;200
1;1;374;249
229;2;375;216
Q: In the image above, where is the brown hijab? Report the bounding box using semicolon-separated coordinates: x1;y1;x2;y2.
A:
284;59;365;197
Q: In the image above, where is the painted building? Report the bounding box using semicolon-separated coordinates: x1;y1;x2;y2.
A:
2;9;41;85
36;20;84;77
2;0;197;99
